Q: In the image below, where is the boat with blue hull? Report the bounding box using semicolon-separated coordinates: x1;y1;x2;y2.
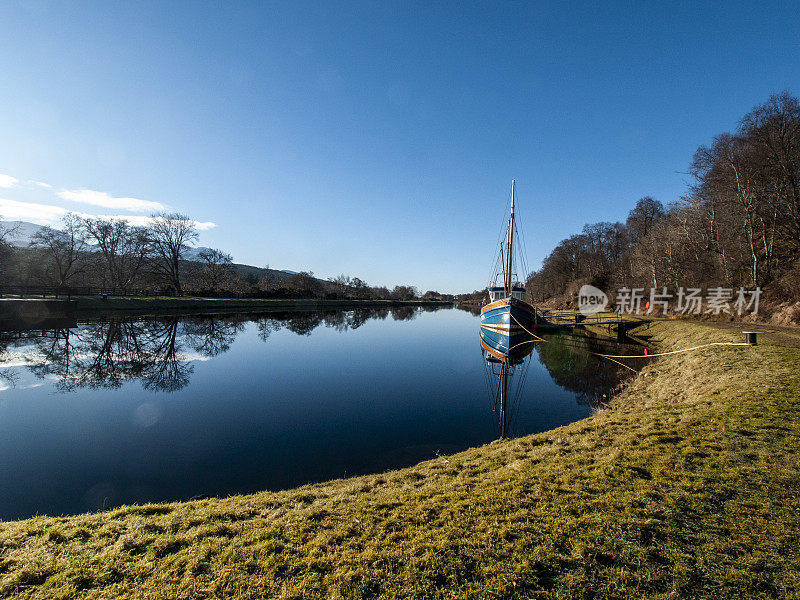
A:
480;180;539;341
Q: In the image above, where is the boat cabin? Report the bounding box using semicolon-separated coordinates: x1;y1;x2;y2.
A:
488;285;526;302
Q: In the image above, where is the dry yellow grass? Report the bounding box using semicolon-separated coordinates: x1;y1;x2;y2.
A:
1;320;799;599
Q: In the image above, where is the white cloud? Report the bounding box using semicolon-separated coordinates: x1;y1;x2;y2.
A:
0;198;216;231
31;180;53;189
58;189;165;213
0;198;68;224
99;215;216;230
0;174;19;188
192;220;216;230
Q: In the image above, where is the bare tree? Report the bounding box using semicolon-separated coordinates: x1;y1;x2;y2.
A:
286;271;321;297
31;213;88;287
390;285;418;300
188;248;233;292
0;217;17;285
148;213;198;295
81;217;150;292
329;274;352;296
626;197;665;245
0;218;19;244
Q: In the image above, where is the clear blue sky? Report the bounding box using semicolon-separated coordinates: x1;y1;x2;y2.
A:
1;1;798;293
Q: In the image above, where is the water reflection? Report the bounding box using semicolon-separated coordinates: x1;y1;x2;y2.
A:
0;306;436;392
480;329;535;438
535;330;643;406
0;306;648;519
480;326;643;438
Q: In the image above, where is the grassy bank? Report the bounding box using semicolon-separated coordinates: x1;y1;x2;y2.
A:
1;321;799;599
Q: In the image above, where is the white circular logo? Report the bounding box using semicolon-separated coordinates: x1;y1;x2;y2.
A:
577;285;609;316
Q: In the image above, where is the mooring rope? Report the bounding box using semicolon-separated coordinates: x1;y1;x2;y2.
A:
596;354;640;373
507;314;750;365
507;316;548;343
593;342;750;359
505;315;637;372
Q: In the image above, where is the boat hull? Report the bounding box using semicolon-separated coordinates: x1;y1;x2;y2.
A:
479;297;537;350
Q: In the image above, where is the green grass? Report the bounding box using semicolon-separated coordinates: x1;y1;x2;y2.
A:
1;321;799;599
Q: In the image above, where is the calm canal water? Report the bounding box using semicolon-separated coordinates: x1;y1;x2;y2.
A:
0;306;639;520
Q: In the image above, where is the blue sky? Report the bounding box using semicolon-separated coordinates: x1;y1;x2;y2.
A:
0;1;798;293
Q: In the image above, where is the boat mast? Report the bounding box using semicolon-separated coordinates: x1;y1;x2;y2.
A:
500;360;509;438
505;180;515;297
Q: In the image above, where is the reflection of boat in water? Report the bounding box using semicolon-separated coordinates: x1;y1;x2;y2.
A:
480;326;535;439
480;325;534;364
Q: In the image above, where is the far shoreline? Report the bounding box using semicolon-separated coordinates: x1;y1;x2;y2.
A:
0;296;453;326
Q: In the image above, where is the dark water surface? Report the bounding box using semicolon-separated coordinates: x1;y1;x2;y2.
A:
0;307;639;520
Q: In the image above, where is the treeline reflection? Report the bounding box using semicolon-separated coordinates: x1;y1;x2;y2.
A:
0;306;440;392
534;330;643;406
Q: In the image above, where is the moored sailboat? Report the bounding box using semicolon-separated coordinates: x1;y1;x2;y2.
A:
480;180;538;346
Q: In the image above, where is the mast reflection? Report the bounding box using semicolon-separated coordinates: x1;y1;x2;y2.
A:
480;327;535;439
479;323;643;438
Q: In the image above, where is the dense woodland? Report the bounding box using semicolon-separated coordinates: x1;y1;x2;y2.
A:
526;92;800;312
0;214;451;301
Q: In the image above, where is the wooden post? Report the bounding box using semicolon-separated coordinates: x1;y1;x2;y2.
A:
743;331;761;345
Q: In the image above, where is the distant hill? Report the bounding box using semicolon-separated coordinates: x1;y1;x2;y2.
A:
0;221;49;246
228;262;294;283
182;246;216;261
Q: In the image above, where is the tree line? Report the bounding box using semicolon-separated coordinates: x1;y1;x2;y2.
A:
0;213;452;301
527;91;800;305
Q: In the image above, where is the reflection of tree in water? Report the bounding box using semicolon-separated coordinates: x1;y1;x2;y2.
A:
256;316;282;342
0;333;20;388
285;312;325;336
420;304;450;314
391;306;417;321
183;316;245;357
0;366;18;389
137;319;194;392
2;307;435;392
256;307;393;339
20;319;195;392
535;331;639;406
324;308;390;331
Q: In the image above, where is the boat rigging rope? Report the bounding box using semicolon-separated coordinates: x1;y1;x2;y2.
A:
513;201;530;285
